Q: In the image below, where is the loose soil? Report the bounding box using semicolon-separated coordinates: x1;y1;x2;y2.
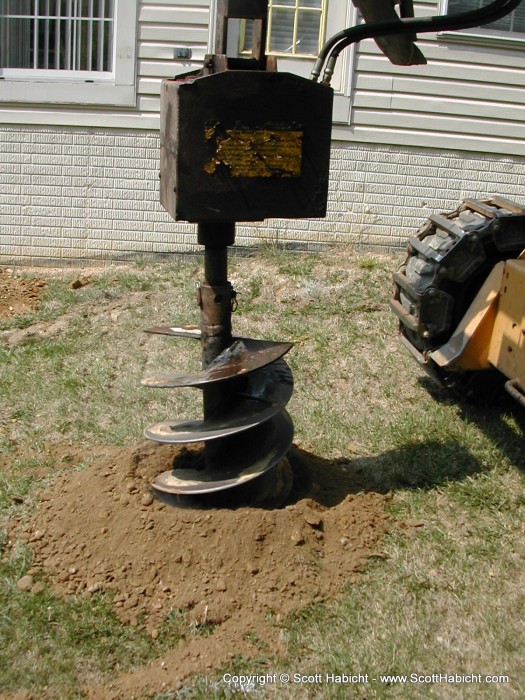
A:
2;267;392;698
0;268;46;319
9;441;390;698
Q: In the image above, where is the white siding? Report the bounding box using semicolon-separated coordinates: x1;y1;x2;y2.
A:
342;0;525;156
137;0;210;115
2;123;525;266
2;0;525;265
0;0;524;154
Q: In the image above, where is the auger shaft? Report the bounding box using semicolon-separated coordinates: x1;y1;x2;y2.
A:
197;223;235;370
197;224;237;430
198;223;244;475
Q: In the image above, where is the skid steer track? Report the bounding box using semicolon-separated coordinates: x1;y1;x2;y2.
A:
391;196;525;361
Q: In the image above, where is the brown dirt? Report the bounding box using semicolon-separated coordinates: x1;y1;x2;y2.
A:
0;268;46;319
10;440;391;698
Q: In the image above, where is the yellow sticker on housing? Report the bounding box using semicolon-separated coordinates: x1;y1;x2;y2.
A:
205;128;303;178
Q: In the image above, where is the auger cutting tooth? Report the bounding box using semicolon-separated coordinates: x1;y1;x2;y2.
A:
144;325;202;339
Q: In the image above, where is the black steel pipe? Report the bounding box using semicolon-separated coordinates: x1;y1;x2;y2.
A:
197;223;237;433
197;222;236;370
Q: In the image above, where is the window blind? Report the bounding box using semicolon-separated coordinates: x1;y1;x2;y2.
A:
0;0;114;71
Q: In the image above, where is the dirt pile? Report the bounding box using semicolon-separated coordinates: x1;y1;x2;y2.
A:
0;268;46;319
11;441;390;694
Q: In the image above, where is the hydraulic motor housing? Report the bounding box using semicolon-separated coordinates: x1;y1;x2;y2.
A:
160;69;334;223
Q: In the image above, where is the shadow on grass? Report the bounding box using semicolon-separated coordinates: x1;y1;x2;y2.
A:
286;440;483;507
419;375;525;475
286;376;524;509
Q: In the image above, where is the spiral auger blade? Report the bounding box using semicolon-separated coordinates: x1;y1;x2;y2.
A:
143;349;295;496
142;226;295;501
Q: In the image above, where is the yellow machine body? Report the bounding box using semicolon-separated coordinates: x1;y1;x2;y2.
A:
430;252;525;404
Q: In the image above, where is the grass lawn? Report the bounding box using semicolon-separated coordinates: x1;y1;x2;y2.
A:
0;246;523;699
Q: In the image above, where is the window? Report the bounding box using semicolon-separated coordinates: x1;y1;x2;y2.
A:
0;0;137;106
241;0;328;57
440;0;525;46
0;0;114;72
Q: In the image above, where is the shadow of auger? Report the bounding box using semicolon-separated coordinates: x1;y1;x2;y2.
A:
150;439;483;511
147;378;525;511
286;441;483;507
151;440;483;510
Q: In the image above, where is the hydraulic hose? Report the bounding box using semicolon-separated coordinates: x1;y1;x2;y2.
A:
311;0;523;84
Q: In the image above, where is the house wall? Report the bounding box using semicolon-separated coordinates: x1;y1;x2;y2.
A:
3;123;525;266
346;0;525;156
1;0;525;266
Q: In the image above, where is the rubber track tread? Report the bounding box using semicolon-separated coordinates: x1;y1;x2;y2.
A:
392;197;525;354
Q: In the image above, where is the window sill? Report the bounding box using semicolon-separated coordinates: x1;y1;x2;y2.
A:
0;79;136;107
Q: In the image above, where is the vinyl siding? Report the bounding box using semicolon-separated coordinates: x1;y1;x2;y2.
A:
0;0;524;156
343;0;525;155
137;0;210;116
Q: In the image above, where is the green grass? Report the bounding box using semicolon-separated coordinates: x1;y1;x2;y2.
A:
0;557;157;696
1;247;524;698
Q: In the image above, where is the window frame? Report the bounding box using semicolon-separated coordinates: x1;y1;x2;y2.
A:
438;0;525;49
230;0;329;61
243;0;329;60
0;0;137;106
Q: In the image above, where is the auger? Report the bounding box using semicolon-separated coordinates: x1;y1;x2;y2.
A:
142;0;333;504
